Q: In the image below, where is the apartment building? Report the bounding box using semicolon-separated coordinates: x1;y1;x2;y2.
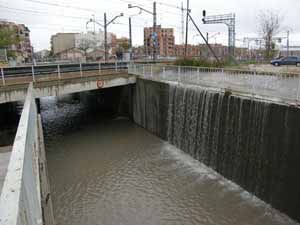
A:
144;26;175;57
0;20;33;63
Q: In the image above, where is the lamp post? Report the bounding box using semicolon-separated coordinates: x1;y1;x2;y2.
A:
128;2;157;61
87;13;124;62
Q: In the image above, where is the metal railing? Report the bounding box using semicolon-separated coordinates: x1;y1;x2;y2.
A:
0;83;43;225
129;64;300;103
0;62;128;86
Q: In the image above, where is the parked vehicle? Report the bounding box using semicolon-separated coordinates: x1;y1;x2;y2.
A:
271;56;300;66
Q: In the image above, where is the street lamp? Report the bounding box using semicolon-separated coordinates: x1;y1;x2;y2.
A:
86;17;104;32
128;2;157;61
88;13;123;62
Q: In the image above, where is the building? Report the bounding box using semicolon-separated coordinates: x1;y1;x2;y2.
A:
144;26;175;57
34;49;51;62
86;49;105;61
279;46;300;57
174;44;201;58
132;46;145;60
51;31;116;60
51;33;78;55
112;37;130;55
55;48;85;62
0;20;33;63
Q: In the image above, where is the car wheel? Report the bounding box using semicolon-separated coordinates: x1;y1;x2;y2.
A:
275;62;279;66
297;63;300;67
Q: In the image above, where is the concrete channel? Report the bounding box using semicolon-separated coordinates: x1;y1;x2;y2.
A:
0;64;300;224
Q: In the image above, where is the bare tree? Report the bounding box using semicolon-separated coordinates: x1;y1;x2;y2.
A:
258;11;282;59
77;38;97;56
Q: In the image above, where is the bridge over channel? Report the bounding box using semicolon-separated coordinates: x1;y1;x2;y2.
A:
0;62;134;104
0;62;300;224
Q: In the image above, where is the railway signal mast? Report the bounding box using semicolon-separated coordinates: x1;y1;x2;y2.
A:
202;11;236;57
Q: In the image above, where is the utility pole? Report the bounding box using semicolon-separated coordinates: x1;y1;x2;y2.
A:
87;13;123;62
188;13;220;64
128;2;157;61
104;13;108;62
184;0;189;57
153;1;157;61
129;17;133;60
92;14;96;34
206;32;209;44
287;30;290;56
181;2;184;44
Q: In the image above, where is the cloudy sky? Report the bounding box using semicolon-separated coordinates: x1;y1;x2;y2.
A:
1;0;299;51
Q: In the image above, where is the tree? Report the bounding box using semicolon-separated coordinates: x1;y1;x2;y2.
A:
258;11;282;59
0;27;20;47
0;27;21;59
77;38;97;56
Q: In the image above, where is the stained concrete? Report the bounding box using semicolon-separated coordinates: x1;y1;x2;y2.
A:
0;146;12;192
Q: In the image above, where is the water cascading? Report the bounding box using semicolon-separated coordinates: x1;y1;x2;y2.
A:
133;78;300;221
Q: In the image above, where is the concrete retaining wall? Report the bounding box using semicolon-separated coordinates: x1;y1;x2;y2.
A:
0;84;44;225
133;77;300;222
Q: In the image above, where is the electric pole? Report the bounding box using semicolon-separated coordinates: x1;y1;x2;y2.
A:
153;1;157;61
87;13;123;62
104;13;108;62
92;14;96;34
129;17;133;60
206;32;209;44
188;12;220;64
181;2;184;44
287;30;290;56
184;0;189;57
128;2;157;61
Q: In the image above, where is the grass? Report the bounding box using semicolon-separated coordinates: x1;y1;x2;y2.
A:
174;57;236;68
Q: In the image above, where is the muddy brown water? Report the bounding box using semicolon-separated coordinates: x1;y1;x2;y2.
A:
41;95;297;225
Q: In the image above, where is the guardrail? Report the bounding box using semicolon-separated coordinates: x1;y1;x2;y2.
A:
0;62;128;86
129;64;300;104
0;83;43;225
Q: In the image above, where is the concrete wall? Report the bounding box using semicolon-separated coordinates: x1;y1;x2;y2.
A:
133;78;169;139
0;84;54;225
133;77;300;222
51;33;76;55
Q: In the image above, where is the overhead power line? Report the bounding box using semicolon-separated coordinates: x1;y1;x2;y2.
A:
0;5;92;20
24;0;98;13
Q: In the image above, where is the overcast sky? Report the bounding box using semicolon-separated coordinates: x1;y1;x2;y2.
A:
1;0;299;51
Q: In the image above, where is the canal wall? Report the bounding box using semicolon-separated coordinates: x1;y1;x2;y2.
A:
133;77;300;222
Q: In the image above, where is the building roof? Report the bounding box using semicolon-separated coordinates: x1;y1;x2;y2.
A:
55;47;85;55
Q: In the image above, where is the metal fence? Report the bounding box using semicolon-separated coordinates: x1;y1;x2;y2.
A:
129;64;300;103
0;83;43;225
0;62;128;86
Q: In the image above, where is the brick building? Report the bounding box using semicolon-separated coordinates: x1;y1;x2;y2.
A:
144;26;175;57
174;44;201;58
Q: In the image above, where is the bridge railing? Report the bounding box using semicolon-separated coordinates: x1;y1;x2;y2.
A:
129;64;300;104
0;83;43;225
0;62;128;86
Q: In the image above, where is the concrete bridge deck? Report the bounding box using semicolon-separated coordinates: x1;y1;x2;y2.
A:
0;69;135;104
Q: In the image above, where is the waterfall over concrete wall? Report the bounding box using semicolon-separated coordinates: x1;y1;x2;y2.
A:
133;77;300;222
